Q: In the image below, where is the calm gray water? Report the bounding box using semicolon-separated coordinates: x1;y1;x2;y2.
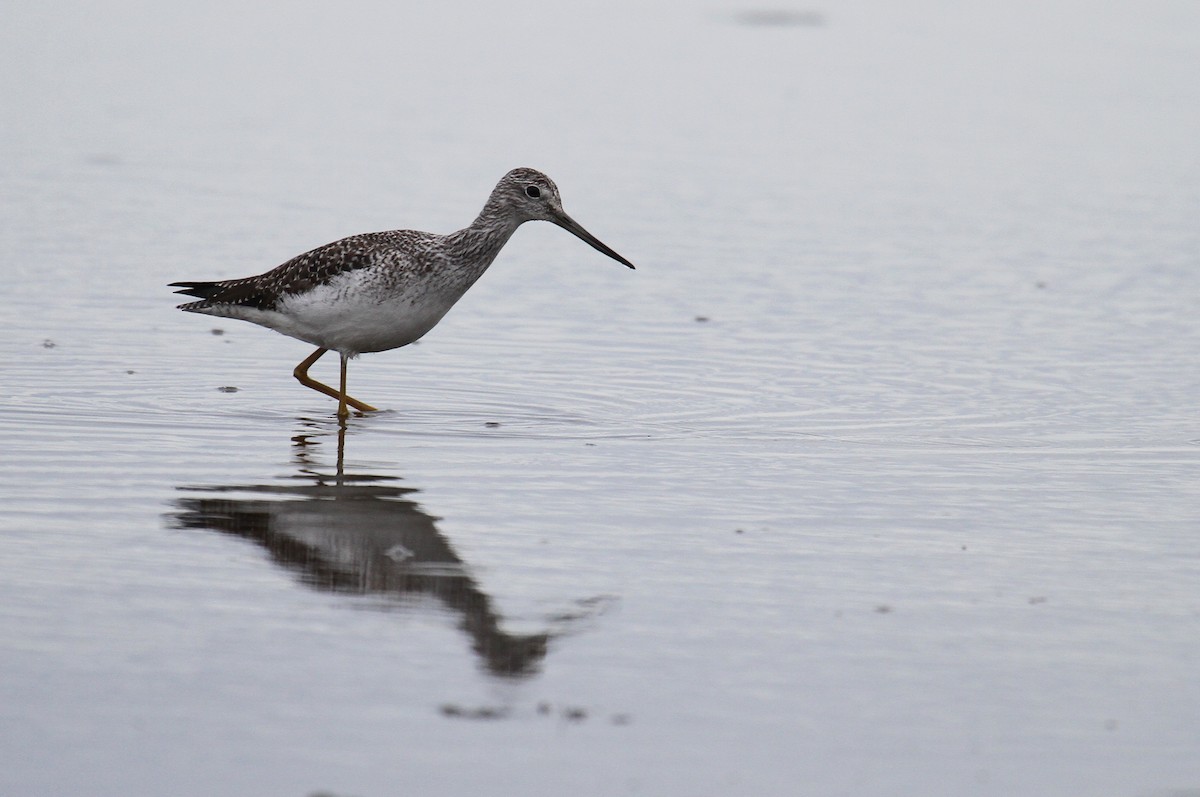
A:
3;2;1199;795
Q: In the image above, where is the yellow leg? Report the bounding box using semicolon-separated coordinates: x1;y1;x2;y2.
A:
292;347;378;415
338;353;349;419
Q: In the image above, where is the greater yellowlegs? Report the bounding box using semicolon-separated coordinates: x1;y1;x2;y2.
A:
171;168;635;418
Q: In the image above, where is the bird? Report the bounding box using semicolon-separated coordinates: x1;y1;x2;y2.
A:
171;168;635;418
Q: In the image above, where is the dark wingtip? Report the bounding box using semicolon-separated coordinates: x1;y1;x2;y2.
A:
169;281;220;299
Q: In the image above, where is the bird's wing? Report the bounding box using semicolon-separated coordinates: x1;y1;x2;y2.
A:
172;231;418;311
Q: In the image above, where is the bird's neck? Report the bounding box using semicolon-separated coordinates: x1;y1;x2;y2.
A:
443;206;525;274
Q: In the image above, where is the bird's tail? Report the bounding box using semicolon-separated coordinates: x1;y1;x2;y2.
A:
169;281;223;300
169;278;272;311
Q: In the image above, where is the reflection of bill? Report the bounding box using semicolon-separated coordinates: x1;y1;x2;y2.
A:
171;474;555;678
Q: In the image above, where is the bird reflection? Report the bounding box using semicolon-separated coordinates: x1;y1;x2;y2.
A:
170;420;565;678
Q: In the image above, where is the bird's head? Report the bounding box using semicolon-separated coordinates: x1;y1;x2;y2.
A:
491;167;635;269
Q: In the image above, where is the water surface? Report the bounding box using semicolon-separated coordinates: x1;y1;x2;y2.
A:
3;2;1199;795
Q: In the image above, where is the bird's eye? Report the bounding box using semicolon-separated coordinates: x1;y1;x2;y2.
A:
525;185;542;199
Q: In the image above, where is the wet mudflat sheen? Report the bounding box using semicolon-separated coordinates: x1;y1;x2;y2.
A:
3;2;1200;795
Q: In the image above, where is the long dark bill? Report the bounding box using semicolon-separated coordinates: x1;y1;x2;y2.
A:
552;211;636;270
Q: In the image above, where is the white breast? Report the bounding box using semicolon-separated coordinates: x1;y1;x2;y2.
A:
268;269;468;354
